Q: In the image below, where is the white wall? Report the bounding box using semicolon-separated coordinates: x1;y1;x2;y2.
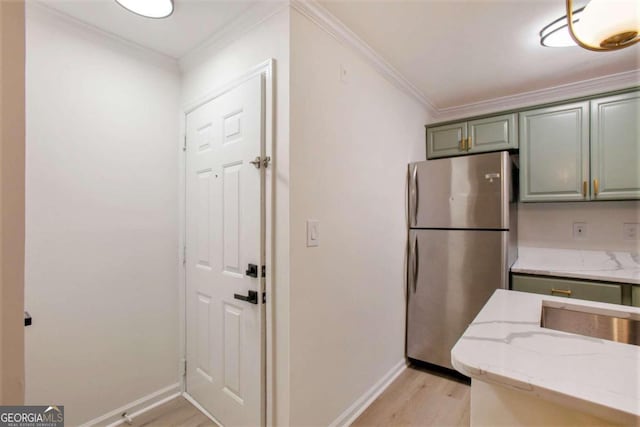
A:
0;0;26;405
179;6;291;426
25;5;181;425
519;201;640;252
289;9;429;426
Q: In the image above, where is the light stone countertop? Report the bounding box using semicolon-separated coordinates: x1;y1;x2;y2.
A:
511;246;640;285
451;289;640;425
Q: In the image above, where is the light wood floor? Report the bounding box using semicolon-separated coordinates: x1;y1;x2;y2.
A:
352;365;470;427
125;397;215;427
125;365;469;427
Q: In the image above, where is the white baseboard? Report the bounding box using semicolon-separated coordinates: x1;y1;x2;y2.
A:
182;392;223;427
329;359;408;427
79;383;181;427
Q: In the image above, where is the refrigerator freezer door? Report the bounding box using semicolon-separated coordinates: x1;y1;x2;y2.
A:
407;229;508;369
409;151;511;230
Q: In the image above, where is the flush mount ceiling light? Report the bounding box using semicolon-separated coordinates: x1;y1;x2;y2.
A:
541;0;639;51
115;0;174;19
540;6;585;47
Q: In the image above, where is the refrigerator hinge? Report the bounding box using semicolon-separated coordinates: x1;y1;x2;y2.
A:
182;135;187;152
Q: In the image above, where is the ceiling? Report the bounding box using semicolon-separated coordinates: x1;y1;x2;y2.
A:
38;0;640;110
40;0;259;58
319;0;640;109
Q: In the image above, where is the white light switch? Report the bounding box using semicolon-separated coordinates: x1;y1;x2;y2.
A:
307;220;319;247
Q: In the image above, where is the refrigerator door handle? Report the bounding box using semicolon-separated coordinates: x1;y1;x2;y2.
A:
410;164;418;226
411;234;419;293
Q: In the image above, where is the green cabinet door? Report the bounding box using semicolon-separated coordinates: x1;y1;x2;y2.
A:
512;274;622;304
590;92;640;200
426;122;466;159
632;286;640;307
519;102;590;202
468;113;517;153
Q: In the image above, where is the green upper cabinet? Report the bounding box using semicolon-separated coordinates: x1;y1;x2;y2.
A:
426;113;517;159
468;114;518;153
590;92;640;200
519;102;590;202
426;122;466;158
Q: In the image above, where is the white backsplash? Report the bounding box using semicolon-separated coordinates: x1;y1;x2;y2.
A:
518;201;640;253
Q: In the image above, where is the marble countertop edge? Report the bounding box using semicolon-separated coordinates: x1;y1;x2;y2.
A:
511;247;640;285
451;290;640;425
451;349;639;425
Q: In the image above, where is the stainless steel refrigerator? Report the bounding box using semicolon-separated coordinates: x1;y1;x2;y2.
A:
407;151;517;369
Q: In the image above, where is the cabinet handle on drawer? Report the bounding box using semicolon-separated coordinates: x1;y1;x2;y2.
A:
551;288;572;296
593;179;599;196
582;181;587;197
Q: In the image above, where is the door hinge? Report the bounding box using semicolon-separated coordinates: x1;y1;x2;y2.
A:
183;135;187;152
249;156;271;169
183;246;186;266
181;359;187;377
262;292;266;304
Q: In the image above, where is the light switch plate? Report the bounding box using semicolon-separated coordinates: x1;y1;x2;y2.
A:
307;220;319;247
340;64;349;83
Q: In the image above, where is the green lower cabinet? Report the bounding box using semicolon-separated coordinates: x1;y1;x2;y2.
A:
512;274;622;304
632;286;640;307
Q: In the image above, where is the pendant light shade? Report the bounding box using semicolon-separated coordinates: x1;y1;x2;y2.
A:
540;0;639;51
115;0;174;19
575;0;639;48
565;0;639;51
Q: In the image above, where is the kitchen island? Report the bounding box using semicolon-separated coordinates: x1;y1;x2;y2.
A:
451;289;640;426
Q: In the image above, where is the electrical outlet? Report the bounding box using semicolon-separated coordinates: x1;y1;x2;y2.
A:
623;223;639;240
573;222;587;239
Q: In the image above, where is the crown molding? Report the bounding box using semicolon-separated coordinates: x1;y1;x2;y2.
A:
179;1;288;72
290;0;438;118
434;69;640;122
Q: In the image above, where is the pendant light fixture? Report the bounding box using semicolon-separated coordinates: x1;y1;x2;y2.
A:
540;7;585;47
115;0;174;19
566;0;639;51
542;0;639;51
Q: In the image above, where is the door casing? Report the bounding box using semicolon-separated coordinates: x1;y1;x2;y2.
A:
178;59;275;426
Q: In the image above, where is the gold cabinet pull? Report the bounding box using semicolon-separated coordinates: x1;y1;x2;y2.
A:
467;136;472;151
582;181;587;197
459;138;465;151
551;288;572;296
593;178;599;196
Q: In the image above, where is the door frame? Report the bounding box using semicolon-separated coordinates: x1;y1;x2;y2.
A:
178;59;275;426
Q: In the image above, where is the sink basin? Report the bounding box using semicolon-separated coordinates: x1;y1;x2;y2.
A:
541;304;640;346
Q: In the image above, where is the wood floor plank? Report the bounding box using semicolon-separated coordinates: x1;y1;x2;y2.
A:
119;365;468;427
127;397;215;427
352;365;470;427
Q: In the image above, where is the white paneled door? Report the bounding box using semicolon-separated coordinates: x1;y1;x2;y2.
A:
185;74;265;427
